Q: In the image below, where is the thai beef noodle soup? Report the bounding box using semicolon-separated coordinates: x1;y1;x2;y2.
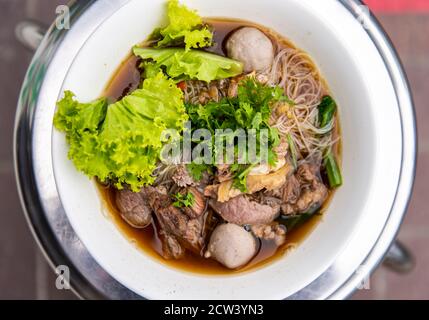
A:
53;1;342;274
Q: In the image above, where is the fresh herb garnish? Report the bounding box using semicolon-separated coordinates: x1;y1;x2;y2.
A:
185;78;290;190
186;78;285;134
186;163;211;181
173;192;195;208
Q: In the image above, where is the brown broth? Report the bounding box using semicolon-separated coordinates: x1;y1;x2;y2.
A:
98;183;326;275
98;18;340;275
104;55;141;102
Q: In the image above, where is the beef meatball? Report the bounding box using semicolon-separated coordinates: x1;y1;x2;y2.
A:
204;223;257;269
226;27;274;72
115;189;152;228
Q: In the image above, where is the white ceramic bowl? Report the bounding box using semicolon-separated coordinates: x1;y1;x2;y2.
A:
52;0;402;299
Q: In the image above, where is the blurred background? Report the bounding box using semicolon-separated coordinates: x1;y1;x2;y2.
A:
0;0;427;299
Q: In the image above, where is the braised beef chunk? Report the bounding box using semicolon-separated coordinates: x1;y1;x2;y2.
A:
172;165;195;187
172;164;212;189
280;163;328;215
115;189;152;228
181;187;207;219
251;223;286;246
201;209;221;240
159;230;185;260
251;192;283;208
183;219;205;251
209;195;280;225
156;205;189;236
281;174;300;204
144;186;169;207
297;163;320;183
145;187;206;253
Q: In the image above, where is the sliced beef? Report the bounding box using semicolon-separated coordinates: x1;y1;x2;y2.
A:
251;223;286;246
115;188;152;228
280;163;328;215
209;195;280;225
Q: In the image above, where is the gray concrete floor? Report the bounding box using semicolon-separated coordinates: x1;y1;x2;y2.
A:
0;1;427;299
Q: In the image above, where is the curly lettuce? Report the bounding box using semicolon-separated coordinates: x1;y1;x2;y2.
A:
54;72;187;191
152;0;213;51
133;47;243;83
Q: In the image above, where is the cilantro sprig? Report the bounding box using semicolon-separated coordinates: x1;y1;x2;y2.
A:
173;192;195;208
185;78;291;188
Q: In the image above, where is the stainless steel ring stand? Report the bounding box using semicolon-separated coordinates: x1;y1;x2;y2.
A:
14;0;416;300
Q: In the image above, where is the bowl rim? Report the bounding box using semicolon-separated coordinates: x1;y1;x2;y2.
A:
14;0;416;300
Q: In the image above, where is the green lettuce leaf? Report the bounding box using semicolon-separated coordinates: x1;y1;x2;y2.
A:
54;72;187;191
53;91;108;135
53;91;111;181
153;0;213;51
133;47;243;83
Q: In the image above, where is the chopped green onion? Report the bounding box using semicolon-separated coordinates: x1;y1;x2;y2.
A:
318;96;337;129
231;163;256;192
282;206;320;231
324;150;342;188
283;214;310;231
287;133;298;170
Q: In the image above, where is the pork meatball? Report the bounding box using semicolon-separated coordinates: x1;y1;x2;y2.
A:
226;27;274;72
204;223;257;269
